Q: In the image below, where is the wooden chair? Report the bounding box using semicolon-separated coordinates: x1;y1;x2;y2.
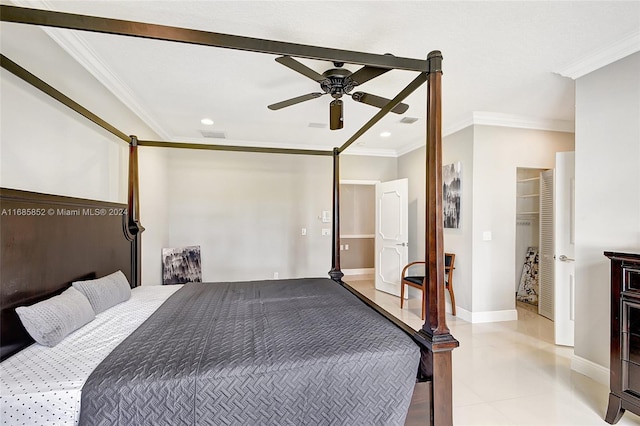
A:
400;253;456;319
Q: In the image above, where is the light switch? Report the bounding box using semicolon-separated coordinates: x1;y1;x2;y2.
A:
301;228;307;236
321;211;331;223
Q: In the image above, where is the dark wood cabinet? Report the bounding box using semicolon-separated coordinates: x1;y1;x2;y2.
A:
606;251;640;424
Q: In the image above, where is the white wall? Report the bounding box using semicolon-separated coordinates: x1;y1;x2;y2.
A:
166;149;333;282
163;151;398;283
0;24;130;202
397;125;573;319
398;139;464;309
574;52;640;370
138;147;170;285
1;69;125;201
471;126;574;319
441;126;475;313
1;23;168;285
397;145;426;265
341;154;398;182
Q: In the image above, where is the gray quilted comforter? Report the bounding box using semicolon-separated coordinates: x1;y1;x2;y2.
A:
80;278;420;425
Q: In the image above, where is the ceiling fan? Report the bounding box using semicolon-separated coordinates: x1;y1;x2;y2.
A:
268;56;409;130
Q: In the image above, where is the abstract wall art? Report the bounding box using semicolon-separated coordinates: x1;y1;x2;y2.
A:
443;161;461;229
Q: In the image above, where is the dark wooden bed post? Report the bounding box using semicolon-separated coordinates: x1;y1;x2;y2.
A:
329;147;344;282
126;135;145;287
419;50;459;426
424;52;448;336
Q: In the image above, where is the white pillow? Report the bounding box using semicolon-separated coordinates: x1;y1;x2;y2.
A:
16;287;95;347
72;270;131;314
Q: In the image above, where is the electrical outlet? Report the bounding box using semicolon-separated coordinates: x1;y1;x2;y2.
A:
340;244;344;250
345;244;349;250
273;272;279;279
322;228;330;236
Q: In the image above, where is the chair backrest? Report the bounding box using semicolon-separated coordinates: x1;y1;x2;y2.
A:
444;253;455;289
444;253;455;270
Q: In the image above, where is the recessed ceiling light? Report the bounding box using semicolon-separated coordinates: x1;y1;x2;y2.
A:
201;118;214;126
380;131;391;138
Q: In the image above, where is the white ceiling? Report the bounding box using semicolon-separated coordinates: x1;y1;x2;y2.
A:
4;1;640;156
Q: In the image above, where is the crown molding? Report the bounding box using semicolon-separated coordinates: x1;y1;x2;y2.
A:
471;111;574;133
341;146;398;158
556;29;640;80
42;29;173;140
398;111;574;157
395;140;425;157
443;115;475;137
13;0;173;140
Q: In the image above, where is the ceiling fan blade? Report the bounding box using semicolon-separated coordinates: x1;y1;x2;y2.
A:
275;56;327;82
330;99;344;130
268;92;324;110
349;66;390;86
351;91;409;114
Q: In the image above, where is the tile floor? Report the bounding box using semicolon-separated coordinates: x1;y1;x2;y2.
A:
345;275;640;426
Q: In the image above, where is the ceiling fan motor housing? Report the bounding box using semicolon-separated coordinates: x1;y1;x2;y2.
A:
321;68;355;98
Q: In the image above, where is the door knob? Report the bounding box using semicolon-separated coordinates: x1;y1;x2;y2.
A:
396;242;408;247
559;254;575;262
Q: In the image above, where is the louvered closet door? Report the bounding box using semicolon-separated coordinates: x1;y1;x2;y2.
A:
538;169;554;320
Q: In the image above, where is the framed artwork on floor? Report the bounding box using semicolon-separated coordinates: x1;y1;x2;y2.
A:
162;245;202;284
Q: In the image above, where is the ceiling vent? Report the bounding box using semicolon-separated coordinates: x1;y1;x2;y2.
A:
200;130;226;139
399;117;419;124
308;122;327;128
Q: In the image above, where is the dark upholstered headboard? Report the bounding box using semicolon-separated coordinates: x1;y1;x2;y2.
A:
0;188;135;360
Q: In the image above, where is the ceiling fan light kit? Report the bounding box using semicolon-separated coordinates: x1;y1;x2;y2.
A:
329;99;344;130
268;56;409;130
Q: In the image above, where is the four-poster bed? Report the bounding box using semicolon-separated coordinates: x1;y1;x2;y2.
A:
0;5;458;425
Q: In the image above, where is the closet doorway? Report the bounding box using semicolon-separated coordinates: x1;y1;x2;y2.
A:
340;181;376;277
514;154;576;347
515;168;546;313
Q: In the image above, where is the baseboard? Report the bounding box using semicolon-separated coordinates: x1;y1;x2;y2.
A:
342;268;374;276
571;354;609;386
446;301;453;315
455;307;518;323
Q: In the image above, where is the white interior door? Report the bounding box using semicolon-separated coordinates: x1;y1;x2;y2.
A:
374;179;408;296
554;151;575;346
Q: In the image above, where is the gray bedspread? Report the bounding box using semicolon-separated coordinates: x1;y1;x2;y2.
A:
80;278;420;425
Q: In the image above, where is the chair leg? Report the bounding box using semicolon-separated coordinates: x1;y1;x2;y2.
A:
400;281;405;309
447;283;456;316
421;287;426;321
